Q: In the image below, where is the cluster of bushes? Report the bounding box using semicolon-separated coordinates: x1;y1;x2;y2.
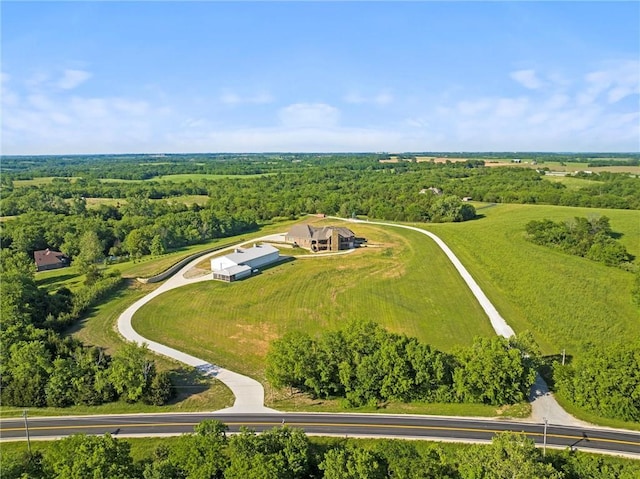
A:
553;340;640;422
525;216;632;267
4;422;639;479
266;321;539;407
0;250;174;408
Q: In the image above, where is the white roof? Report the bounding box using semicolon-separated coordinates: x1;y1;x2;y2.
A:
223;244;279;265
214;264;252;276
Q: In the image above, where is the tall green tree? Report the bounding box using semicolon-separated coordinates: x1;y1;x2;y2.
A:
44;434;136;479
108;342;155;402
457;432;562;479
320;445;387;479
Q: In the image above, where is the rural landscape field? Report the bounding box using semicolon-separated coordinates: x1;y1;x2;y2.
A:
2;0;640;476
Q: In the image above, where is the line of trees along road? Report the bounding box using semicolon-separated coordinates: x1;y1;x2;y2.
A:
3;421;639;479
266;321;540;408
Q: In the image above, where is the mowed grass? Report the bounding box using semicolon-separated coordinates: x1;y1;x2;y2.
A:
133;223;496;385
423;203;640;356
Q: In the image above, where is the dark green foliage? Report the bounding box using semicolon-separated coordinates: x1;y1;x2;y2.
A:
453;336;539;405
267;321;537;407
144;371;176;406
319;445;387;479
44;434;137;479
525;216;632;267
554;340;640;422
0;451;46;479
0;247;170;409
456;432;562;479
225;426;311;479
374;440;456;478
159;420;229;479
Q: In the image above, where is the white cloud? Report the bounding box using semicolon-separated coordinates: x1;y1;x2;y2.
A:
578;60;639;106
278;103;340;128
219;91;274;105
344;90;393;105
57;69;92;90
510;69;544;90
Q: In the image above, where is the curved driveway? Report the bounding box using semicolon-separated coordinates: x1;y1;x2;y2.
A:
119;220;586;426
339;218;588;427
117;235;287;413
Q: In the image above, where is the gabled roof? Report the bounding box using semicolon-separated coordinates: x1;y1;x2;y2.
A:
34;249;68;267
287;224;355;240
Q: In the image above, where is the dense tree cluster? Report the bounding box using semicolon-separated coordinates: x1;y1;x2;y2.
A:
266;321;539;407
554;340;640;422
0;196;257;263
0;249;174;408
525;216;632;267
4;424;639;479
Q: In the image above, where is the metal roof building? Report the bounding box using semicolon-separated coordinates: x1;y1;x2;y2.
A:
211;244;280;282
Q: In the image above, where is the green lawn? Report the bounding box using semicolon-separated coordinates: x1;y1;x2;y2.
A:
133;223;497;385
422;203;640;356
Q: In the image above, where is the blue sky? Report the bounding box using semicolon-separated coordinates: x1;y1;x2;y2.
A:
2;1;639;154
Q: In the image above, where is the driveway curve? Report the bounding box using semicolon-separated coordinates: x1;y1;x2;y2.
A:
337;218;589;427
117;234;286;413
119;222;587;426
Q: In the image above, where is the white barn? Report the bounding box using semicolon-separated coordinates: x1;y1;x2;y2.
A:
211;244;280;282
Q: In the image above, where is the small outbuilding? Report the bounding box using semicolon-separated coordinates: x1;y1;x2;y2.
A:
211;244;280;282
34;249;70;272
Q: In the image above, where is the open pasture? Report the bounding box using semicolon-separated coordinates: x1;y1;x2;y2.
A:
133;223;496;382
425;203;640;356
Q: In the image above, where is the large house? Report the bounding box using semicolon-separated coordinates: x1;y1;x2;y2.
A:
211;244;280;282
34;249;70;272
285;224;356;252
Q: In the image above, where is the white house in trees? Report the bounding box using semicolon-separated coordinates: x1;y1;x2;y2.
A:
211;244;280;282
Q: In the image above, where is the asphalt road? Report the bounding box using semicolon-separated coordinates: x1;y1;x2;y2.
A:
2;413;639;457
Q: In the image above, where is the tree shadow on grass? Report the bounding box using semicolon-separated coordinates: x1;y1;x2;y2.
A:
36;271;78;287
63;279;133;335
166;366;212;404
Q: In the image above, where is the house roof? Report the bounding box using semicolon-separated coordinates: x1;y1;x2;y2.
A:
287;224;355;240
222;244;279;266
34;249;68;267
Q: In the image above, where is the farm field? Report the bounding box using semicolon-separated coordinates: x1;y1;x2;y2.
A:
423;203;640;356
132;223;497;384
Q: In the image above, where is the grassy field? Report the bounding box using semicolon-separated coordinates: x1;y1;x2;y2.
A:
12;177;81;187
542;176;601;189
423;203;639;356
132;222;497;384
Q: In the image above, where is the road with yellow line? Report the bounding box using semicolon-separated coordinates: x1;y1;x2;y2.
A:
2;413;639;457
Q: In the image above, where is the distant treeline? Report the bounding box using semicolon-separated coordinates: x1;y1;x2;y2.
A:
2;152;638;178
2;157;638;221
